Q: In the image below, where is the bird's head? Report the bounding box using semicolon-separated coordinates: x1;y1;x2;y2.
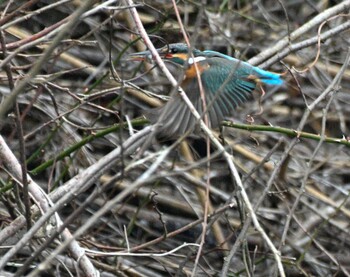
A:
128;43;205;66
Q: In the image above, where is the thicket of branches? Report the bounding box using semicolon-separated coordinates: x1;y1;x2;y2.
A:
1;1;350;276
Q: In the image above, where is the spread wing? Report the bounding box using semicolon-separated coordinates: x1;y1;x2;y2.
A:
200;58;257;127
146;58;257;137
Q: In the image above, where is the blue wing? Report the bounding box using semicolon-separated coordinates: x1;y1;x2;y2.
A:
203;50;283;86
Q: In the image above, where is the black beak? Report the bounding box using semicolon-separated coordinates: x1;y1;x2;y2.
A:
128;50;153;62
128;45;170;62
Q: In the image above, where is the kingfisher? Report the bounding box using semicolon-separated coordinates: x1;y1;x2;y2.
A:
129;43;283;137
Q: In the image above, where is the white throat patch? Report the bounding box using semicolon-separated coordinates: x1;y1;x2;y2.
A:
188;56;206;64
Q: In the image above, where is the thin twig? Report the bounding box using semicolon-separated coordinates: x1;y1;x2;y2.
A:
223;122;350;147
280;48;350;248
249;1;350;65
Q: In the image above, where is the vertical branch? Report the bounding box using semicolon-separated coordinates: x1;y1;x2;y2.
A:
0;30;31;229
0;0;95;127
280;49;350;247
126;1;286;276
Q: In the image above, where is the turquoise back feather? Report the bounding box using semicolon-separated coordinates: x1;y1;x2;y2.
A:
203;50;283;85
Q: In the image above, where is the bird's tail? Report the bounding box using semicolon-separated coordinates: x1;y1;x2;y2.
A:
252;67;284;86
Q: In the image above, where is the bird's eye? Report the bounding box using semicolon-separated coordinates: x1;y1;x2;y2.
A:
170;48;178;54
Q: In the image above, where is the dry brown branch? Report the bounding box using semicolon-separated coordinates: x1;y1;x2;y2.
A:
0;135;98;276
1;1;350;276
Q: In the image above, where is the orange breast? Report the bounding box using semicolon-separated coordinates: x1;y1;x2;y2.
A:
184;62;209;80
